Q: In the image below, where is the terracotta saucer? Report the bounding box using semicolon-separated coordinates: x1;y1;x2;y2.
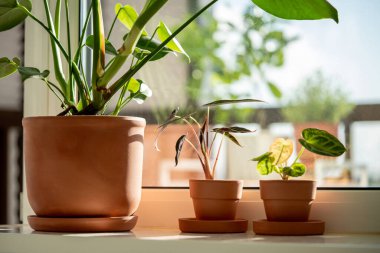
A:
28;215;138;232
253;219;325;236
179;218;248;233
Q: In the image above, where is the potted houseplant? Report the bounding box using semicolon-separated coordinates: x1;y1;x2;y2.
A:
0;0;339;232
156;99;261;233
282;71;354;175
251;128;346;235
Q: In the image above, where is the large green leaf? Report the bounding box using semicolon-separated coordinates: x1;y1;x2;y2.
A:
299;128;346;157
251;0;338;23
115;3;148;36
18;66;49;81
157;21;190;62
0;57;19;78
85;35;118;55
0;0;32;31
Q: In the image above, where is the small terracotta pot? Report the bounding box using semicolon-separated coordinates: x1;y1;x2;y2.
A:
23;116;145;217
260;180;316;221
189;179;243;220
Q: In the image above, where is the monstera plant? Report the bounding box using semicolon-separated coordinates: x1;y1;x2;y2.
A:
0;0;338;115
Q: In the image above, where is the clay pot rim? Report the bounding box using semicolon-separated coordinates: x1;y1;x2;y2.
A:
260;179;316;183
190;179;243;184
23;115;146;127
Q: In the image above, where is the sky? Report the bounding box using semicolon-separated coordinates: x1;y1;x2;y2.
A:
213;0;380;105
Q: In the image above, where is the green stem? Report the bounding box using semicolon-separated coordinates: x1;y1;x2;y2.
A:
107;8;121;40
291;147;305;166
74;5;92;64
106;0;218;101
44;79;65;107
18;4;69;61
42;0;69;100
212;133;224;178
65;0;74;102
98;0;168;89
54;0;61;38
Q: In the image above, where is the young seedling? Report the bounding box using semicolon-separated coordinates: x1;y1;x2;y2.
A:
155;99;262;179
252;128;347;180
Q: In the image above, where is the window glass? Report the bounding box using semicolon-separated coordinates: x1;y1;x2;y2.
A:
100;0;380;187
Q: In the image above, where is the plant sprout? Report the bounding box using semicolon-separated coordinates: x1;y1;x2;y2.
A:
252;128;346;180
156;99;262;179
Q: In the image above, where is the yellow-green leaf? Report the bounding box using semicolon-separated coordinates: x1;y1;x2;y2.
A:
127;78;141;93
115;3;148;36
157;21;190;62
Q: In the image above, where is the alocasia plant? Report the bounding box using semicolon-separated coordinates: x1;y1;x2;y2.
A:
252;128;346;180
0;0;338;115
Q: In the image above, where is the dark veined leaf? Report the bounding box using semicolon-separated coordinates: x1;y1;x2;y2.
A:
251;152;272;162
256;155;275;175
155;107;180;151
0;0;32;32
132;35;173;61
299;128;346;157
251;0;339;23
85;35;118;55
0;57;19;78
203;98;264;107
223;132;242;147
267;81;282;98
212;126;253;134
175;134;187;166
157;21;190;62
18;66;49;81
199;114;209;153
283;163;306;177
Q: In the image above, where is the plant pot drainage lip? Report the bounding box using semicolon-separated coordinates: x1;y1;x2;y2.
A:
28;215;138;233
179;218;248;233
22;115;146;126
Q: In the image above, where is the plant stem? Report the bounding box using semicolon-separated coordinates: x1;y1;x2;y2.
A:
54;0;61;38
107;8;121;40
212;133;224;178
65;0;75;102
74;5;92;64
18;4;69;61
291;147;305;165
106;0;218;102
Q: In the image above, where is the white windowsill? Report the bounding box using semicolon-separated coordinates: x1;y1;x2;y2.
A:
0;224;379;253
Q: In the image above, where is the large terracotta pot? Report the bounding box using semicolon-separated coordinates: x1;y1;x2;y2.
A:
189;179;243;220
23;116;145;217
260;180;316;221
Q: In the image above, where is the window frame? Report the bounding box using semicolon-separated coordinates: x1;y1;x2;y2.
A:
21;0;380;233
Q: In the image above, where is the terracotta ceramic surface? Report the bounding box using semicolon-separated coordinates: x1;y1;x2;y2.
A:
260;180;316;221
189;179;243;220
179;218;248;233
23;116;145;218
253;219;325;235
28;215;138;232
